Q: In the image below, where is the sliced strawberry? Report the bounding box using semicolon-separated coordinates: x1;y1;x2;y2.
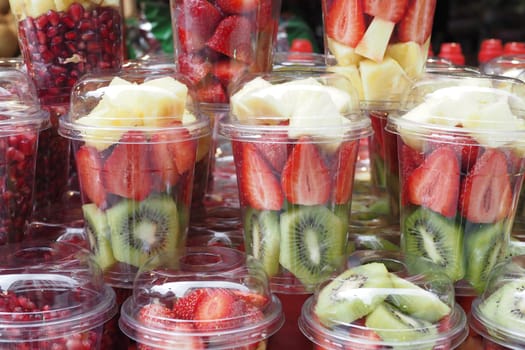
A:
193;289;244;330
254;133;288;174
102;131;152;201
176;0;223;52
369;111;387;158
396;0;437;44
240;142;284;210
281;137;332;205
172;289;206;320
346;318;381;350
325;0;366;48
212;59;248;89
177;53;212;85
406;146;460;217
332;140;359;204
138;303;175;328
206;15;254;64
150;133;180;188
76;145;106;208
166;127;198;176
196;79;228;103
363;0;408;22
216;0;259;14
459;149;512;224
232;290;269;309
400;143;424;181
427;133;481;173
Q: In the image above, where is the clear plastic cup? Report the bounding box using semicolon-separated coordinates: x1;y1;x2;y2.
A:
170;0;282;103
299;250;468;350
321;0;437;102
119;246;284;349
58;69;211;287
386;73;525;294
469;255;525;349
0;240;117;349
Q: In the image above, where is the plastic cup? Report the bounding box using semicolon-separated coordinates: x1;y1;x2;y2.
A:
170;0;282;103
386;73;525;294
469;255;525;349
0;240;117;349
299;250;468;350
119;246;284;349
58;69;211;288
321;0;437;102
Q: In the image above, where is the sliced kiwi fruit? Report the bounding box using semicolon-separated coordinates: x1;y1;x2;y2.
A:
82;203;115;271
464;221;506;293
106;196;180;268
403;208;465;282
365;302;437;346
314;262;392;327
480;279;525;334
279;205;347;289
243;208;280;278
387;273;450;323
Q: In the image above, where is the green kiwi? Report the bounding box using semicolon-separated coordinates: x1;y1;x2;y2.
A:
314;262;392;327
403;208;465;282
243;208;280;277
464;221;506;293
106;196;180;268
279;205;347;288
365;302;437;346
479;279;525;334
82;203;115;271
354;234;400;251
387;273;451;323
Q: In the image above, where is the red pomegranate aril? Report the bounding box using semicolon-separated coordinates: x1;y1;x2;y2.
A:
62;16;76;29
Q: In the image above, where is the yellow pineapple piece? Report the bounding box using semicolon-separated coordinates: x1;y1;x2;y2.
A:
327;37;362;66
355;17;395;62
359;57;410;102
386;41;426;80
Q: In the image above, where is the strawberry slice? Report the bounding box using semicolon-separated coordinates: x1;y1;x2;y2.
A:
167;127;198;176
176;0;223;52
212;60;248;89
397;0;437;44
138;303;175;328
206;15;254;64
177;53;212;85
281;137;332;205
102;131;152;201
459;149;512;224
363;0;408;22
254;133;288;174
325;0;366;48
346;318;381;350
196;79;228;103
369;111;387;158
216;0;259;14
240;142;284;210
332;140;359;204
172;289;206;320
406;146;460;217
193;289;244;330
76;146;106;208
231;290;269;309
150;133;180;188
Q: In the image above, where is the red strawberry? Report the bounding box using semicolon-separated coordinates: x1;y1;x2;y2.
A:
167;127;198;175
406;146;460;217
75;146;106;208
175;0;223;52
240;142;284;210
281;137;332;205
369;111;388;158
459;149;512;224
193;289;244;330
400;143;424;180
212;60;248;89
346;318;381;349
196;79;228;103
332;140;359;204
363;0;408;22
397;0;437;44
216;0;259;14
427;134;481;173
177;53;212;85
138;303;175;328
206;15;254;64
325;0;366;48
232;290;269;309
102;131;152;201
172;289;206;320
254;133;288;173
150;133;180;187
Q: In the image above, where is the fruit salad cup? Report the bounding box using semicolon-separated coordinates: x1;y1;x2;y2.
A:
170;0;282;103
58;70;211;288
386;74;525;294
321;0;437;103
0;240;118;349
299;250;468;350
119;247;284;349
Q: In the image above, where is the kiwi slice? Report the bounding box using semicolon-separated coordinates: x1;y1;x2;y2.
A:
365;302;437;345
314;262;392;327
82;203;115;271
480;279;525;334
243;208;281;277
464;221;506;293
107;196;180;268
403;208;465;282
279;205;347;288
387;273;450;323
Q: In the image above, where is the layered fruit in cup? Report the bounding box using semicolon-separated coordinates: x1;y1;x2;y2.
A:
119;247;284;349
220;71;372;292
386;74;525;294
58;70;210;286
321;0;437;102
170;0;281;103
299;251;468;350
0;241;118;349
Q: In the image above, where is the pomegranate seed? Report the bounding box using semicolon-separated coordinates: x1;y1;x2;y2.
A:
64;31;77;40
68;3;85;21
35;15;49;30
62;16;76;29
37;31;47;44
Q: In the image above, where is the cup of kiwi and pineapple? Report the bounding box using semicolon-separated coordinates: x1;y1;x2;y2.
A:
219;70;372;347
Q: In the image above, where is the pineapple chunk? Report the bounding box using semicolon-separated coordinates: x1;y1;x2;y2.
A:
26;0;56;18
359;57;410;101
327;38;362;66
355;17;395;62
54;0;76;11
386;41;426;80
328;64;364;100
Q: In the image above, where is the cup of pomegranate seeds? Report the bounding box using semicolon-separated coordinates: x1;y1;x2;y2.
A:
119;246;284;349
0;240;118;349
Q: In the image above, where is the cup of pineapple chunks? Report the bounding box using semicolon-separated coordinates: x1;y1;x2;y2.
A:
299;250;468;350
58;69;211;288
386;73;525;294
